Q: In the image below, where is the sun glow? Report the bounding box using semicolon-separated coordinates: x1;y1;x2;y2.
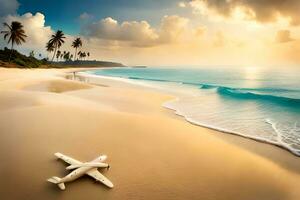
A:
243;67;263;87
244;66;261;79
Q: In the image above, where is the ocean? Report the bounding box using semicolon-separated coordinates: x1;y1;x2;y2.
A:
83;67;300;156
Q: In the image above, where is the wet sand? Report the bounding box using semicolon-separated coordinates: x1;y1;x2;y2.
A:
0;68;300;200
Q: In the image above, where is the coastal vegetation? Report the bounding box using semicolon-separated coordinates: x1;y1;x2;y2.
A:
0;47;48;68
0;21;123;68
48;30;66;61
72;37;82;61
1;21;27;62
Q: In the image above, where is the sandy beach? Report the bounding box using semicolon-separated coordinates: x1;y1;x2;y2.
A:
0;67;300;200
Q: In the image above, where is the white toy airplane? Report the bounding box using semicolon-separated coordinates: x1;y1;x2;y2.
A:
47;152;113;190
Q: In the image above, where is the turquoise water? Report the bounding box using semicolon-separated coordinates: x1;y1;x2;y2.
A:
85;67;300;156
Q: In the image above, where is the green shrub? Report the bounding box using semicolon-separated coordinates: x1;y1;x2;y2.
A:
0;48;49;68
14;58;26;67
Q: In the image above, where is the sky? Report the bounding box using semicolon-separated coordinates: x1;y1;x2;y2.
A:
0;0;300;67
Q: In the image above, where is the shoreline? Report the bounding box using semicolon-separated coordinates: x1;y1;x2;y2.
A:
76;69;300;158
1;67;300;199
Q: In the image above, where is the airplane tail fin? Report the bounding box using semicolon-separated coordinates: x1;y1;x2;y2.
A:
47;176;66;190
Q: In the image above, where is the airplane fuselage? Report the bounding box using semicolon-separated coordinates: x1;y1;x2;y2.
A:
60;166;94;183
59;158;102;183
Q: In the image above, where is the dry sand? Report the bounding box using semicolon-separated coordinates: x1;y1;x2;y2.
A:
0;67;300;200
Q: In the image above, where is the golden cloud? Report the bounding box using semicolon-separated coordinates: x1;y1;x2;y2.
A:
188;0;300;25
83;15;201;47
275;30;294;43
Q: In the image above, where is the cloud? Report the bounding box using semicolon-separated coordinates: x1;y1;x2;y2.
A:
86;17;158;47
79;12;92;21
178;2;186;8
158;15;190;43
1;12;53;55
83;15;195;47
188;0;300;26
275;30;294;43
0;0;19;18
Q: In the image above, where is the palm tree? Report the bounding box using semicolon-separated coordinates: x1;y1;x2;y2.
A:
78;51;86;60
48;30;66;61
46;41;54;59
63;51;71;61
56;50;61;62
78;51;82;60
87;52;90;60
1;21;27;62
29;50;35;57
82;52;86;60
72;37;82;61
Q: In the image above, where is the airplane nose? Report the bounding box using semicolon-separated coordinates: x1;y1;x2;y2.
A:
108;182;114;188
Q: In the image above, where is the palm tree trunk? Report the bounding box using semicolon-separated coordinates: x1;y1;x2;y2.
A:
74;48;77;61
8;43;14;63
51;45;57;62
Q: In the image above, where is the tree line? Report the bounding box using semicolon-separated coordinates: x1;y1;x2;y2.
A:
1;21;90;62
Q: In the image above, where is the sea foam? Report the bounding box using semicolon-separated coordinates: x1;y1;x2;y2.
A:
82;67;300;156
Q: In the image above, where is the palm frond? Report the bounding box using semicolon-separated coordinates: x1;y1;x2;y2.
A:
1;21;27;47
3;33;9;40
2;22;12;30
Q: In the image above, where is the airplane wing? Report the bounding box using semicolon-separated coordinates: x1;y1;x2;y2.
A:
86;169;114;188
54;152;82;165
67;162;108;170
